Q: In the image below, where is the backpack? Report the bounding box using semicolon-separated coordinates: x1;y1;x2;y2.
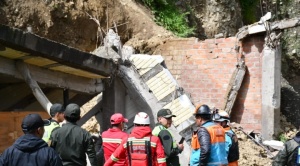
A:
226;131;239;162
290;140;300;166
127;138;152;166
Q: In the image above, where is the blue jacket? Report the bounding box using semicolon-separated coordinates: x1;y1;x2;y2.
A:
197;121;228;166
0;134;62;166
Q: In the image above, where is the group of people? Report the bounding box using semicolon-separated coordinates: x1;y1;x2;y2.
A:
9;102;300;166
0;103;97;166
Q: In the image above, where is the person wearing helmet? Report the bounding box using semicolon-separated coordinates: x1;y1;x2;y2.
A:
193;104;228;166
213;110;239;166
152;108;184;166
102;113;129;166
104;112;166;166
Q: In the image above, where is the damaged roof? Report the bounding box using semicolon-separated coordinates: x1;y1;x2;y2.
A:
0;24;116;79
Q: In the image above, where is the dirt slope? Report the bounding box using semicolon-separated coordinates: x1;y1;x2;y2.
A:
0;0;174;53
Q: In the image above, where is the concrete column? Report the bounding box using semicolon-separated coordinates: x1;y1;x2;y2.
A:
101;77;126;132
261;39;281;140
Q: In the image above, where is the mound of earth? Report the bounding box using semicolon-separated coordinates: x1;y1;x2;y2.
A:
0;0;174;53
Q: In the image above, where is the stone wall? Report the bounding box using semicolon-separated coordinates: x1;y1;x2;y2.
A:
154;35;265;131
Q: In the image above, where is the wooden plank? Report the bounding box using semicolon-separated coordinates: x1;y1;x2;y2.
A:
221;60;246;115
0;56;104;94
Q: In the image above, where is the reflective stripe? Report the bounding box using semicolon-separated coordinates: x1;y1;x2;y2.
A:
110;154;119;162
157;157;166;163
103;138;122;144
150;142;157;147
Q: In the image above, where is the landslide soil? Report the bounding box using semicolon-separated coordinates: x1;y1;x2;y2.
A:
0;0;174;53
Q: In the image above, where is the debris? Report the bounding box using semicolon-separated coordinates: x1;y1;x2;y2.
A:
263;140;284;151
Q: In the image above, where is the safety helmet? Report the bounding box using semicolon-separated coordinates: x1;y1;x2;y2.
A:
213;110;230;122
194;104;211;115
133;112;150;125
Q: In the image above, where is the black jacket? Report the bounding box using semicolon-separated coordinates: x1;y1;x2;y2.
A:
0;134;62;166
50;122;97;166
197;125;211;166
272;132;300;166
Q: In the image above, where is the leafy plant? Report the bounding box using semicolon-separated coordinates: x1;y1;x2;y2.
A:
239;0;260;24
141;0;194;37
279;133;288;143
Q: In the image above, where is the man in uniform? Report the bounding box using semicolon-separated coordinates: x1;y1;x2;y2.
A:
194;104;228;166
152;108;184;166
50;103;97;166
213;110;239;166
102;113;129;165
42;103;65;143
104;112;166;166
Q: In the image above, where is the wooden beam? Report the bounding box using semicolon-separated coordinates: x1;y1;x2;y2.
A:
16;60;52;114
0;56;104;94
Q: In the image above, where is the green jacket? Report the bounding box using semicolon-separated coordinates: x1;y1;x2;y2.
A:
42;119;60;143
272;132;300;166
152;124;181;166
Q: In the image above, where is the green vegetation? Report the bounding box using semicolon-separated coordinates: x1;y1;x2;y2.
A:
279;133;288;143
140;0;194;37
239;0;259;24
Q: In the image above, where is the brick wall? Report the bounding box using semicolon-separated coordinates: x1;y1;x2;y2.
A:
155;35;265;131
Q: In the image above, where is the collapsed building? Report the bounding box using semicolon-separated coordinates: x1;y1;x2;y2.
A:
0;15;300;162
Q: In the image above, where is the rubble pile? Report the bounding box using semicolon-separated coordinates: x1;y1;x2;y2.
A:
279;114;298;140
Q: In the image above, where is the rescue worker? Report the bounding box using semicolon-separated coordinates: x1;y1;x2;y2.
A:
50;103;97;166
0;113;62;166
194;104;228;166
213;110;239;166
42;103;65;143
102;113;129;165
272;130;300;166
152;108;184;166
104;112;167;166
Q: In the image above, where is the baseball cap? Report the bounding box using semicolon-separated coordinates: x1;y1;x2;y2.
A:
64;103;80;118
21;113;51;132
110;113;128;124
50;103;65;117
157;109;176;118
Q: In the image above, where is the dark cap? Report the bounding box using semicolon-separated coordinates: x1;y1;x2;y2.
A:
50;103;65;117
64;103;80;118
157;109;176;118
21;113;51;132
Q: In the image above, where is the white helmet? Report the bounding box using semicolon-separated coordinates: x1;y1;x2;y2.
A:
133;112;150;125
214;110;230;122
